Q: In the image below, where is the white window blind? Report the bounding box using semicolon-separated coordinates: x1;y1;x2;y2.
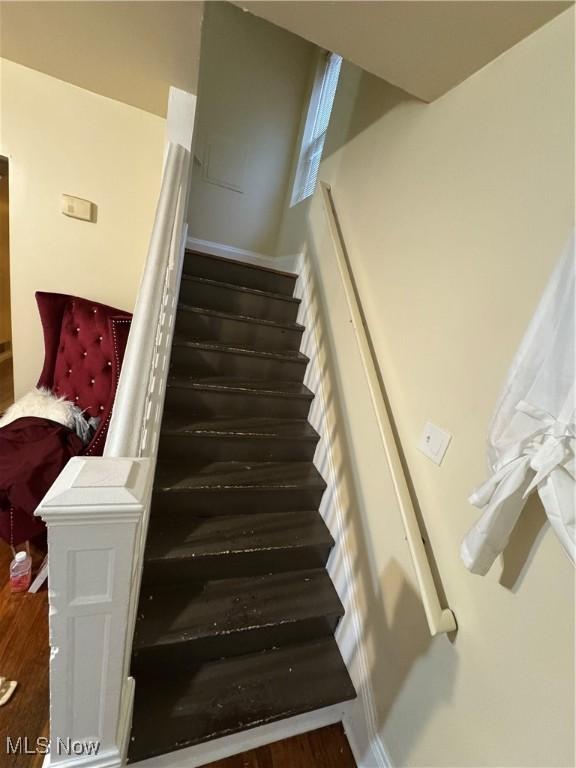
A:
292;52;342;206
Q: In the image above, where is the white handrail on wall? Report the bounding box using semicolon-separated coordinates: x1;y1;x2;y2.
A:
319;181;457;637
36;87;197;768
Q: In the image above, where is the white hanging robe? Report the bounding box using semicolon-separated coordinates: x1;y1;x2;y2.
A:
462;234;575;575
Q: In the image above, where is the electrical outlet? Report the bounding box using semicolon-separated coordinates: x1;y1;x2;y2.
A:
418;421;452;465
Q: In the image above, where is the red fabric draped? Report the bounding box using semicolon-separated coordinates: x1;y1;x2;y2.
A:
0;417;83;546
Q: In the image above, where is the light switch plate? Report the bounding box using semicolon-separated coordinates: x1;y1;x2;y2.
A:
61;194;95;222
418;421;452;465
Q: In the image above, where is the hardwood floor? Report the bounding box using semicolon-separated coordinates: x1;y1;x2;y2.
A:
203;724;357;768
0;541;49;768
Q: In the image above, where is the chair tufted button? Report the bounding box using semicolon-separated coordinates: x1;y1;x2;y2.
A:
92;308;97;314
97;336;103;342
99;405;104;412
75;327;80;333
106;361;112;367
75;395;79;402
90;378;95;385
67;368;72;375
82;351;87;358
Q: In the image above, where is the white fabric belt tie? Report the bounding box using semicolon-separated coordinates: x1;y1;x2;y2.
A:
463;400;575;574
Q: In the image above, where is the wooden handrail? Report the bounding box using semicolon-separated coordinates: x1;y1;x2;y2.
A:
319;182;456;636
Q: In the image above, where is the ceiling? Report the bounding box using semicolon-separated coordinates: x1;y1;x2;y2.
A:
232;1;573;101
0;1;204;116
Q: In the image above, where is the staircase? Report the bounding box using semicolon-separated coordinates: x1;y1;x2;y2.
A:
128;251;356;763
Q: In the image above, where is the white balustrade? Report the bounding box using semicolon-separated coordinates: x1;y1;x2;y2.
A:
36;87;197;767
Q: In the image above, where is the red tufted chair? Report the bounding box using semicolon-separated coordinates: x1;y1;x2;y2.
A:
35;291;132;455
0;293;132;552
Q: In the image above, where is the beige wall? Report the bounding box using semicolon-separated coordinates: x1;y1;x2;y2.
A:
0;1;203;116
300;9;574;766
0;59;165;397
233;1;572;102
187;1;315;255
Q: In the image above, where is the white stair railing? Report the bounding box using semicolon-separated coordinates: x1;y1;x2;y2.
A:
36;87;196;768
319;182;456;636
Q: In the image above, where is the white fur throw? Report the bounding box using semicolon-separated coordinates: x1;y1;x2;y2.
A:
0;387;78;429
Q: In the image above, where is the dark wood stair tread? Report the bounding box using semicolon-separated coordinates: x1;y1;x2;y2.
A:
131;251;354;762
154;460;326;493
183;251;297;298
181;274;301;306
161;416;319;442
128;638;355;763
184;249;298;280
172;337;309;364
178;302;305;332
146;510;334;563
166;375;314;399
134;568;343;652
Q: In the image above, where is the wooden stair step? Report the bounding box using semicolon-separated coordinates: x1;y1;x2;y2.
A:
179;274;301;324
175;303;304;351
144;509;334;581
130;251;355;762
170;338;309;382
152;460;326;515
183;250;297;297
133;568;344;664
128;637;356;763
154;459;326;492
159;416;320;462
165;376;314;419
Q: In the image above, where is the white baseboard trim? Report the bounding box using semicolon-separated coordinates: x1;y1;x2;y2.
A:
118;676;135;766
131;702;351;768
295;252;391;768
185;235;302;275
275;251;304;274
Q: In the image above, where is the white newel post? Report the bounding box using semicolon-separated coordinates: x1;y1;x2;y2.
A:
37;457;151;768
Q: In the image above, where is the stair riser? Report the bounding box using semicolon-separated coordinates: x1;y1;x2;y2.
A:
132;614;341;670
184;252;297;297
170;345;308;382
165;387;312;419
159;433;318;463
152;486;326;516
142;544;333;584
179;280;299;324
176;310;303;351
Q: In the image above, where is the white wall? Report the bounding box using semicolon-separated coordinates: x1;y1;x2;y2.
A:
187;1;315;256
0;59;166;396
296;9;574;767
